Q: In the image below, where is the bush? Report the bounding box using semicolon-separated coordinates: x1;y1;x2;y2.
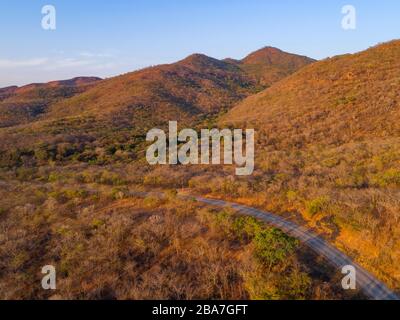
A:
253;228;298;268
165;189;178;200
305;196;330;217
373;169;400;187
34;144;56;162
280;269;311;299
49;191;68;204
99;171;125;186
232;216;262;241
16;167;37;181
91;218;105;229
111;187;129;200
211;209;233;235
48;189;88;204
286;190;298;203
64;189;89;200
143;196;163;208
33;190;47;206
48;172;64;183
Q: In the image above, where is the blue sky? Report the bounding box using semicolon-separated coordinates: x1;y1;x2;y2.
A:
1;0;399;87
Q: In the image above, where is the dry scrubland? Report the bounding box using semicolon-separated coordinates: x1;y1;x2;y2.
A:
0;172;359;299
0;42;399;298
222;40;400;290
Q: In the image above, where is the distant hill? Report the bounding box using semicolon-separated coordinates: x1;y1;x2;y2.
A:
0;77;101;127
44;54;256;127
46;49;314;123
226;46;316;88
0;47;314;150
0;86;18;100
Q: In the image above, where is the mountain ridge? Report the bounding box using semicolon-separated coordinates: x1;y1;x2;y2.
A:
229;46;316;87
0;46;315;131
219;39;400;288
0;77;102;127
223;40;400;141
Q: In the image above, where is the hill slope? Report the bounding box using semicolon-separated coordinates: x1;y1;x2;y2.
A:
231;46;316;88
43;48;315;124
0;77;101;127
44;54;255;125
221;40;400;289
224;41;400;141
0;47;314;152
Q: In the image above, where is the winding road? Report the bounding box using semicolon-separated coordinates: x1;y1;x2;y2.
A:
172;193;399;300
133;191;398;299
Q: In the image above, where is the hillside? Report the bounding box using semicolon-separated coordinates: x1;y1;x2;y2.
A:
0;47;314;155
5;44;382;300
40;48;315;124
232;46;316;88
0;77;101;127
218;40;400;289
224;41;400;140
0;48;314;129
44;54;255;125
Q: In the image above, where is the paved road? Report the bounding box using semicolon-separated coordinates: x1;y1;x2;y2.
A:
184;196;399;300
174;194;398;300
133;191;398;299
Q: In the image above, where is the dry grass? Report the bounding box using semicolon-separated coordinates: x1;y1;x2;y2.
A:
0;177;355;300
218;40;400;290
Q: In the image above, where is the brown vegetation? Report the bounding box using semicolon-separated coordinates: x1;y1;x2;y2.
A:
0;77;101;128
1;41;398;299
0;176;356;299
222;40;400;290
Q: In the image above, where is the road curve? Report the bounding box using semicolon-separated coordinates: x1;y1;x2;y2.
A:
175;194;399;300
133;191;398;300
184;195;399;300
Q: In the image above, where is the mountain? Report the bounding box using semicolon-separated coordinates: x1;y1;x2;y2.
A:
45;49;315;124
0;47;314;151
224;40;400;142
222;40;400;287
0;77;101;127
0;41;398;296
44;54;256;125
0;86;18;100
226;46;316;88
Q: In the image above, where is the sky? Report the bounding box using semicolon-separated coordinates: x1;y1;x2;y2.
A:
0;0;399;87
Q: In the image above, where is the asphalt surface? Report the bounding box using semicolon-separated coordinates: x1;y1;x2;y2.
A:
178;194;399;300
